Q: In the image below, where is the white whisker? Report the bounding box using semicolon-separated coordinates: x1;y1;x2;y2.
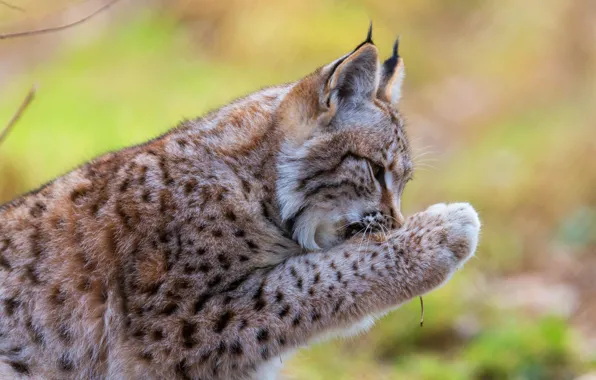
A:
357;224;371;253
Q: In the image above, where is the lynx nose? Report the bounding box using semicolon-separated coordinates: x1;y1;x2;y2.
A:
362;211;386;232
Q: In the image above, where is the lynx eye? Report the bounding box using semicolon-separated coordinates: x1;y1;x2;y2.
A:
369;161;386;188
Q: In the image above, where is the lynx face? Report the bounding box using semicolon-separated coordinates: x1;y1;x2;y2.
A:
277;37;412;250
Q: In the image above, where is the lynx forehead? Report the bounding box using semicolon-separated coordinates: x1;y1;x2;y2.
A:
0;27;479;380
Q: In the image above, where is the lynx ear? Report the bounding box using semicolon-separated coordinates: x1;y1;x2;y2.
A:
277;27;380;143
321;36;380;110
377;38;405;106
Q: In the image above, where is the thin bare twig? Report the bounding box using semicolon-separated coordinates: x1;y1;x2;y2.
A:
0;0;25;12
0;0;121;40
0;86;36;147
419;296;424;327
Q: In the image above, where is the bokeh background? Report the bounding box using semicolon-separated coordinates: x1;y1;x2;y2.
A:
1;0;596;378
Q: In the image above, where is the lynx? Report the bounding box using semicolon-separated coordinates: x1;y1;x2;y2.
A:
0;29;480;380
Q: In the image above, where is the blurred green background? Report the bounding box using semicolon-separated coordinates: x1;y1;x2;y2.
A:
1;0;595;379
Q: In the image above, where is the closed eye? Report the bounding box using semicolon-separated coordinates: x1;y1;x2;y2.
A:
369;161;386;188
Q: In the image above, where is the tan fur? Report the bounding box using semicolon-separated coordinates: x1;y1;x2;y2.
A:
0;38;480;379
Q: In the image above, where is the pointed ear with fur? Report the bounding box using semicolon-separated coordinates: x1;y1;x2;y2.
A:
276;32;380;144
321;43;380;111
377;38;405;107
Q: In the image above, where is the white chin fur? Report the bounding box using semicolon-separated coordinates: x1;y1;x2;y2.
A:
293;211;341;251
293;213;320;251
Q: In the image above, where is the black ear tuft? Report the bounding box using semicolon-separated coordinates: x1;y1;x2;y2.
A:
382;36;401;76
377;36;405;105
350;21;375;54
365;21;373;44
392;36;400;58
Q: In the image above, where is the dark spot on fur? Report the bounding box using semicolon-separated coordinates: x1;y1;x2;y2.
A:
256;328;269;342
59;355;74;371
161;303;178;316
233;229;245;238
139;351;153;362
175;279;191;290
241;180;251;193
193;294;210;314
311;310;321;322
175;359;191;380
77;277;92;292
198;263;211;273
184;180;196;195
208;275;222;287
245;240;259;250
152;329;164;341
29;202;47;217
145;281;163;296
48;286;66;306
26;319;44;345
214;311;234;333
278;304;290;318
132;328;145;339
4;298;20;316
199;350;211;364
239;255;249;262
333;298;344;314
275;291;284;302
182;320;197;348
159;231;170;244
225;210;236;221
224;277;247;293
25;265;41;284
8;361;29;375
292;314;301;327
212;229;223;238
217;254;231;270
217;341;227;355
70;187;88;204
254;298;266;311
119;178;130;193
183;264;196;274
230;341;243;356
0;254;11;270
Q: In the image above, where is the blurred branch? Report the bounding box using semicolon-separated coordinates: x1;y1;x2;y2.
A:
0;0;121;40
0;0;25;12
0;86;36;148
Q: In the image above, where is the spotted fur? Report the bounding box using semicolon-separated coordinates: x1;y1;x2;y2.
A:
0;34;480;379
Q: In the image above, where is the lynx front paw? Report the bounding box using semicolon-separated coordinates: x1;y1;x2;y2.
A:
405;202;480;269
425;202;480;264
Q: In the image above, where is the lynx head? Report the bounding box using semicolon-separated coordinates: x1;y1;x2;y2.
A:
277;28;413;250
